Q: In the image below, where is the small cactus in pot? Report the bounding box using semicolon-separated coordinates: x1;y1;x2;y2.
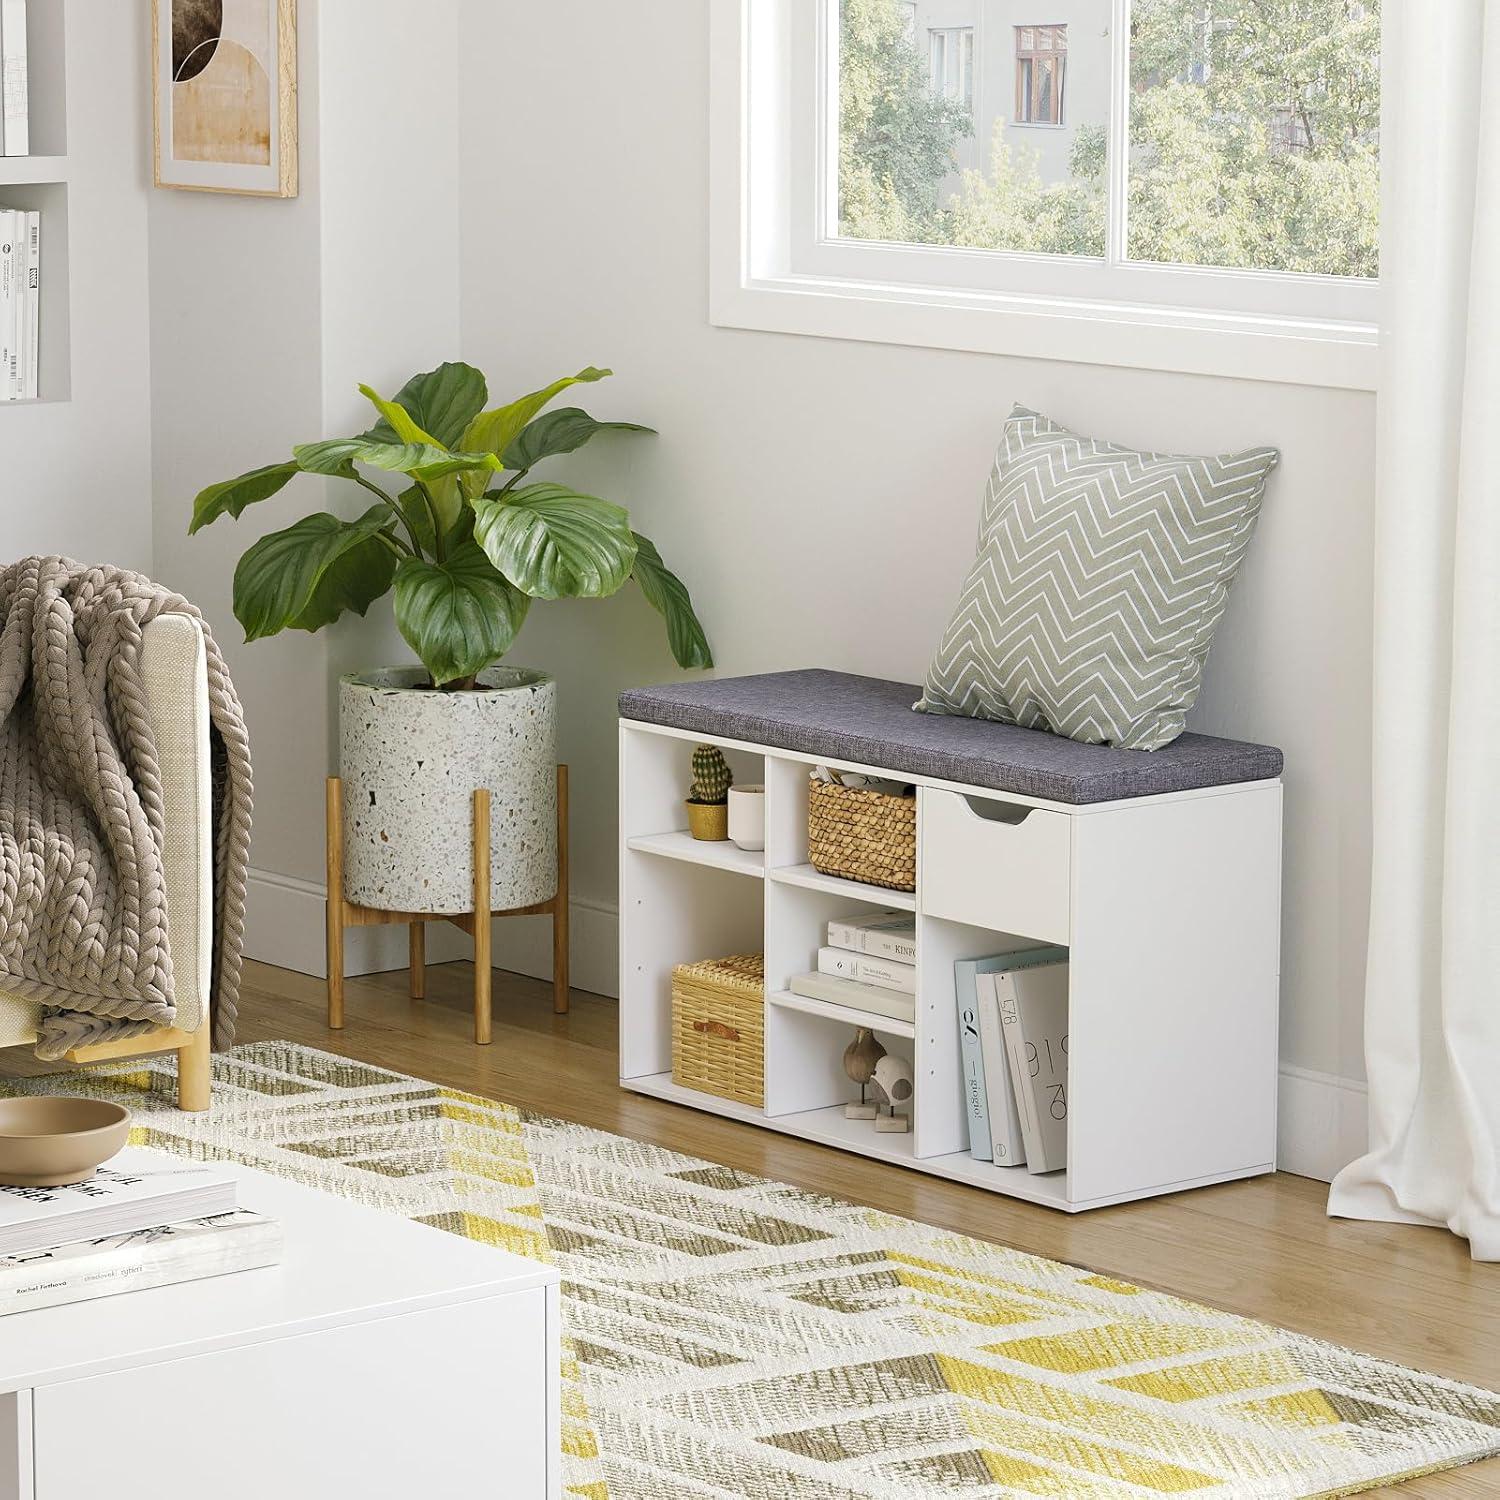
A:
685;744;733;841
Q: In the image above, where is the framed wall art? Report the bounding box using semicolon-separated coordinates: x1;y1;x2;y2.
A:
153;0;297;197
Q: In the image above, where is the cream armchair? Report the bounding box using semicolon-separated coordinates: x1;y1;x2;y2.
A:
0;613;214;1110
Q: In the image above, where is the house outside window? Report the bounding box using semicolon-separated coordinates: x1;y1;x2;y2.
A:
930;26;975;106
1015;23;1066;125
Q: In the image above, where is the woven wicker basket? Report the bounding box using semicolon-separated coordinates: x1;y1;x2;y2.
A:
807;775;917;892
671;953;765;1107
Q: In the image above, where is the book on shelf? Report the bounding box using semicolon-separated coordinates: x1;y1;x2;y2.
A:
994;959;1070;1175
816;945;914;995
0;1208;282;1318
787;971;915;1025
22;204;35;396
955;946;1066;1165
0;209;11;397
1;0;27;158
0;1148;238;1256
0;205;37;399
825;910;916;964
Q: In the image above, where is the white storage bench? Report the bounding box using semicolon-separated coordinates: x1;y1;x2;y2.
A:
618;670;1283;1212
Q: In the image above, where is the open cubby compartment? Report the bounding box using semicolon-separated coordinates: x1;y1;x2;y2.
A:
913;913;1067;1163
617;848;765;1090
619;722;764;871
763;1002;918;1164
764;749;919;906
0;181;70;402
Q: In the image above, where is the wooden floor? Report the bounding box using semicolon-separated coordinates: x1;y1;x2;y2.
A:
175;958;1500;1494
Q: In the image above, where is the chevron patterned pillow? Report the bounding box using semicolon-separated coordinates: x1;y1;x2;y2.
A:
917;406;1279;751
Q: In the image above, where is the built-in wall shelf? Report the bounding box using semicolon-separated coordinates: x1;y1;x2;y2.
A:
0;1;71;404
0;156;67;186
619;716;1285;1213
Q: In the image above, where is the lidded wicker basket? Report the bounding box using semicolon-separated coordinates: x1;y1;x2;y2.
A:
807;774;917;892
671;953;764;1107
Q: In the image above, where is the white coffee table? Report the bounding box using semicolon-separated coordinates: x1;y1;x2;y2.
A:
0;1151;561;1499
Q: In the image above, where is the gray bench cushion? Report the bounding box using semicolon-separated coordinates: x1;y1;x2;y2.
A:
619;670;1282;805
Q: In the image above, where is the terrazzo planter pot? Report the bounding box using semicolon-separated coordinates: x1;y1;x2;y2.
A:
339;667;557;915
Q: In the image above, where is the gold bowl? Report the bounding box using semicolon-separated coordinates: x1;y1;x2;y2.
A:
0;1097;132;1187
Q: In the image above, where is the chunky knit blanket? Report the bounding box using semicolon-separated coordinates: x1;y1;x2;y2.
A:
0;558;253;1060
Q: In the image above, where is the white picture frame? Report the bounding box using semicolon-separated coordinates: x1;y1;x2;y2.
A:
153;0;298;197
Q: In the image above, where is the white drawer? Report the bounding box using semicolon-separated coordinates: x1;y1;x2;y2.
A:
919;788;1072;943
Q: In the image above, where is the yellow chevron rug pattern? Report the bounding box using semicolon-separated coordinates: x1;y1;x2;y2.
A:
12;1041;1497;1499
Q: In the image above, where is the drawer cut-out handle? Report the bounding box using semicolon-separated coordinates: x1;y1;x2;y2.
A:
960;794;1035;826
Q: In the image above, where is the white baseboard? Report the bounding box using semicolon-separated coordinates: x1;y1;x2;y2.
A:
244;866;621;1001
245;865;1366;1182
1277;1064;1369;1183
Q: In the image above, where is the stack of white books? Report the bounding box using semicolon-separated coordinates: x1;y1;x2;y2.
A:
1;0;27;158
0;206;38;399
956;950;1070;1174
0;1147;282;1317
787;909;918;1025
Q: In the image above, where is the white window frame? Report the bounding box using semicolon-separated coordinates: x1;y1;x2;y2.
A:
708;0;1380;391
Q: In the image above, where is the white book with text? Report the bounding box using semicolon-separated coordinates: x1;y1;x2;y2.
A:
815;945;915;994
22;207;36;396
0;209;16;399
0;1148;238;1255
0;1208;281;1317
996;961;1070;1175
825;910;917;964
1;0;28;157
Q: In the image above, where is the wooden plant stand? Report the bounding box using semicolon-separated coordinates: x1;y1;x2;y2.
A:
325;765;570;1043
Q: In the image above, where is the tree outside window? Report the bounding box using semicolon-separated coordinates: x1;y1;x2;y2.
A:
836;0;1380;279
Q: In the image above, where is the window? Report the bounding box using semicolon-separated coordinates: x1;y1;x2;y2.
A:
1015;24;1066;126
708;0;1383;389
930;27;975;108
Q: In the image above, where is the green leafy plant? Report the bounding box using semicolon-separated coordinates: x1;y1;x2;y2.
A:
688;745;733;805
189;361;712;688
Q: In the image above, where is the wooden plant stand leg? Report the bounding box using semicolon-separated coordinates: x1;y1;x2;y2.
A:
325;768;568;1043
552;763;570;1016
409;921;426;1000
326;775;346;1031
473;788;492;1044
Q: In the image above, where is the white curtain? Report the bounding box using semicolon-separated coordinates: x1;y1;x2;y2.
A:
1327;1;1500;1261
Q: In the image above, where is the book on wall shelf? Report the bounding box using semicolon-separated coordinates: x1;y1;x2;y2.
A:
0;204;37;399
0;0;27;158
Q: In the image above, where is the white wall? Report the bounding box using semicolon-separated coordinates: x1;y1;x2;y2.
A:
6;1;153;570
456;0;1374;1178
149;0;464;962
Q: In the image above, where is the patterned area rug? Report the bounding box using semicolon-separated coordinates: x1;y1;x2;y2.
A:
9;1042;1499;1499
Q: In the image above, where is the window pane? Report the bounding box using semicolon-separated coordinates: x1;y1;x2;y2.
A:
1127;0;1380;277
836;0;1106;257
